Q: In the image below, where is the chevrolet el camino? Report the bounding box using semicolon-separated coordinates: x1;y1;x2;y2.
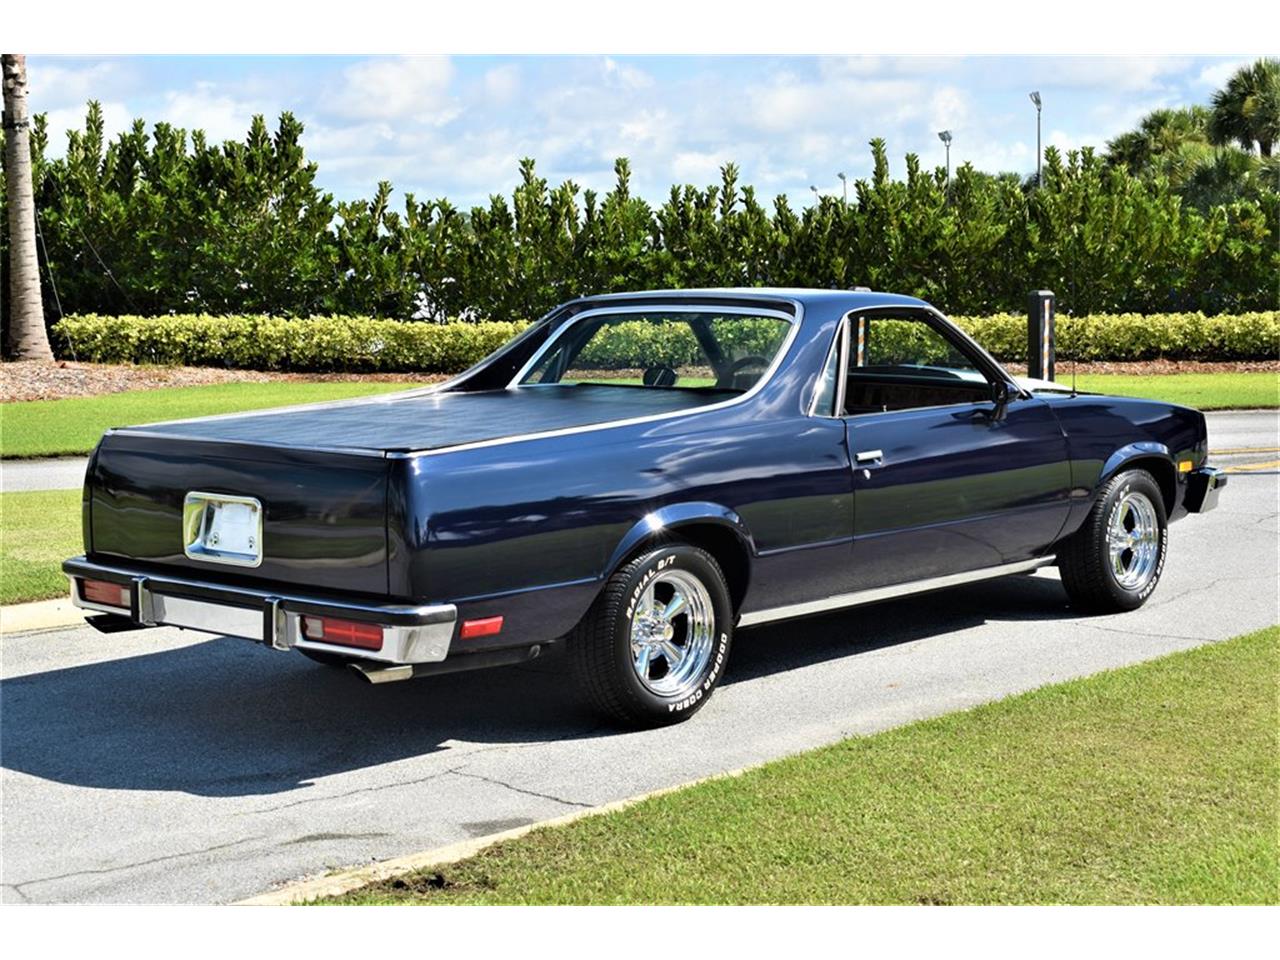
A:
65;289;1226;726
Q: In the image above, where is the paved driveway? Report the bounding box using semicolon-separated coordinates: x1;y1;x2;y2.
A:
2;413;1276;904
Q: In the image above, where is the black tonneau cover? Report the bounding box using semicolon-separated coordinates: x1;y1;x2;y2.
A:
123;385;735;454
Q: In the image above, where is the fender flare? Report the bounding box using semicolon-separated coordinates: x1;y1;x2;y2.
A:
1095;441;1177;508
603;502;757;581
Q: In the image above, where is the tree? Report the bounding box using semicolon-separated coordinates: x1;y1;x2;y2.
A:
1106;106;1212;175
1209;58;1280;157
2;53;52;359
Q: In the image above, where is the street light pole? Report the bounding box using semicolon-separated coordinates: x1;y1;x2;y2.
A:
837;171;847;204
937;130;952;185
810;184;820;207
1029;91;1042;186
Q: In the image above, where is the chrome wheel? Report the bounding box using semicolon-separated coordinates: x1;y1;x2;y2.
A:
1106;490;1160;590
629;569;716;697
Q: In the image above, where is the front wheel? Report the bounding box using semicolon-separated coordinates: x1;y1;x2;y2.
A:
1059;468;1168;613
571;544;733;727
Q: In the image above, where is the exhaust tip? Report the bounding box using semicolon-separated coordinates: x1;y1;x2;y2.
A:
348;662;414;684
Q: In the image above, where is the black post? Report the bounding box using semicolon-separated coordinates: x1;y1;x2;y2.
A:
1027;290;1055;381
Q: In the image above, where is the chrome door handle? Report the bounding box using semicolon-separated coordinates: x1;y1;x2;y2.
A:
855;449;884;464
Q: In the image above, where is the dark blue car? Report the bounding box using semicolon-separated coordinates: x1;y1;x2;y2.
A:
66;289;1226;726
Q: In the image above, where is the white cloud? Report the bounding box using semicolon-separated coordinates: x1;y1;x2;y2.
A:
28;60;133;109
1196;58;1249;90
483;64;522;103
929;86;969;135
747;74;924;133
1038;56;1192;92
38;101;133;157
330;56;457;122
161;84;277;143
602;57;654;90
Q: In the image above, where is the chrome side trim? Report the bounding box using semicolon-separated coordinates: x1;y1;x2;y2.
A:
737;556;1055;627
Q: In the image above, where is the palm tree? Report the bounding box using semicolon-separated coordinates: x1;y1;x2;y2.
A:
1209;57;1280;157
3;53;52;360
1106;106;1211;175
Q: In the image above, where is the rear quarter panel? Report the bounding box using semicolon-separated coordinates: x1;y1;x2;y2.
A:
387;411;854;648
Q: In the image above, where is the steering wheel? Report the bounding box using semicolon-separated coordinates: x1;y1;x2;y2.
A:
717;355;770;390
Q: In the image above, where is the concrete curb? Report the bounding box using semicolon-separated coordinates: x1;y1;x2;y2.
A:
0;597;85;635
235;762;756;905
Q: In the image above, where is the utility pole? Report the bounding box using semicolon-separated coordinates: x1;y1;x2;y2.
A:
937;130;952;185
1029;90;1042;187
3;54;52;360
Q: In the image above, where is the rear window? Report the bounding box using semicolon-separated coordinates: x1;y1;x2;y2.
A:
516;311;792;393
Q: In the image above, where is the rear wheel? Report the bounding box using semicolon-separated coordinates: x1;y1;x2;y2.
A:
1059;468;1167;613
571;544;733;727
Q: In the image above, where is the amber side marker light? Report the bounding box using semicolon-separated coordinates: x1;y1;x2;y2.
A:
1178;460;1193;473
301;615;383;651
81;579;130;608
460;616;504;640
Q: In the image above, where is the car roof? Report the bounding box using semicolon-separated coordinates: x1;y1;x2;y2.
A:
569;287;932;313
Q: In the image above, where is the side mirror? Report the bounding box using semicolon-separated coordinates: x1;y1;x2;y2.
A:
989;379;1013;420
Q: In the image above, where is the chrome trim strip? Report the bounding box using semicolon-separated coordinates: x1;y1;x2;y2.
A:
390;301;805;459
507;302;797;389
737;556;1055;627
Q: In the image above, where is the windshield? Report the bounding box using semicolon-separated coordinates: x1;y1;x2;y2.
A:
516;311;793;393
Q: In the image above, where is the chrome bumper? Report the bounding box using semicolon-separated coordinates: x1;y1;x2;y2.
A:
1184;466;1227;514
63;557;456;665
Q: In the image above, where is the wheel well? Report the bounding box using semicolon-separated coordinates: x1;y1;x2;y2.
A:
624;522;751;613
1114;456;1176;514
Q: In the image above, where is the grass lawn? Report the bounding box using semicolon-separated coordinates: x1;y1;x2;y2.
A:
326;625;1279;905
0;489;82;605
1074;371;1278;410
0;381;414;458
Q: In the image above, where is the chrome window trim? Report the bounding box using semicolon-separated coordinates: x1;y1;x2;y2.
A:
822;303;1026;422
807;313;851;417
388;302;804;459
507;302;798;389
737;555;1055;627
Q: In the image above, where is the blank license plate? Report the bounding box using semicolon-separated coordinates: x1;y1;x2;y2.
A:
183;492;263;567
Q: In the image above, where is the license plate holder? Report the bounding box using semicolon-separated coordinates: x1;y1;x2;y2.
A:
183;492;263;567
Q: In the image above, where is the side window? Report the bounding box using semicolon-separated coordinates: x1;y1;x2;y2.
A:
844;312;991;415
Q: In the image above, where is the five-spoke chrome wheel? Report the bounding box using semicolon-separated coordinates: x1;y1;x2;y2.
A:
1106;490;1160;590
629;569;716;698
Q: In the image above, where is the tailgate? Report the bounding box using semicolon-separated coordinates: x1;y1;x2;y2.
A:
88;433;390;596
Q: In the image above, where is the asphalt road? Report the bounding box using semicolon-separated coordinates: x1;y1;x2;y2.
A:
2;412;1277;904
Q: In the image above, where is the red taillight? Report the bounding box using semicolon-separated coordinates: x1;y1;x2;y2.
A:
82;578;130;609
460;616;503;640
301;615;383;651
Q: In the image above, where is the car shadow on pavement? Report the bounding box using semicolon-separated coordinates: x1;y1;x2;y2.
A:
0;573;1074;798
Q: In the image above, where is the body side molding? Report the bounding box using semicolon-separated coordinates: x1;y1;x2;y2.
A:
737;555;1055;627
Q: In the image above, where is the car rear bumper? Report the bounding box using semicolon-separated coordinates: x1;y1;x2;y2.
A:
1184;466;1227;514
63;556;456;665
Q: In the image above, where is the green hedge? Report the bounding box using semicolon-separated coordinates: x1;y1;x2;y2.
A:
52;311;1280;373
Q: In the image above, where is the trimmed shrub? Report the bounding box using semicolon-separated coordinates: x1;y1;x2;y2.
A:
52;311;1280;373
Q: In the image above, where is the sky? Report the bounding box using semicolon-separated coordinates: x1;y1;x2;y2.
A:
26;54;1256;211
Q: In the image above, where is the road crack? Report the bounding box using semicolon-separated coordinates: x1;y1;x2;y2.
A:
447;769;594;808
9;834;265;892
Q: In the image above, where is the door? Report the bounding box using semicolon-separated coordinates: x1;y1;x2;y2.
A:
839;308;1071;591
